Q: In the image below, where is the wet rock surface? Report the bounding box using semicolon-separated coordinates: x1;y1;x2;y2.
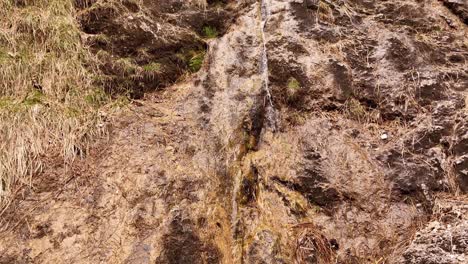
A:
1;0;468;263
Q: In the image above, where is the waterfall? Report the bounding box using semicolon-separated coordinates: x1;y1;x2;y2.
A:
260;0;277;131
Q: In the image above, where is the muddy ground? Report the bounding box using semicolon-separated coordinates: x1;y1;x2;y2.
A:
1;0;468;263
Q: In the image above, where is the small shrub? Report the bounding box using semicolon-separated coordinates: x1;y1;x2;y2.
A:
317;1;334;23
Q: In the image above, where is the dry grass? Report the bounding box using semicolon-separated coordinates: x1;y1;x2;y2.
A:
0;0;108;208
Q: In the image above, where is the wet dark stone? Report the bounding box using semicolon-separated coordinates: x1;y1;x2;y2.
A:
329;60;354;100
273;149;340;209
441;0;468;25
377;149;445;200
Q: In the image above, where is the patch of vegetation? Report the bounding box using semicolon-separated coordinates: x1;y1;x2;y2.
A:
64;106;81;118
175;47;206;73
85;88;109;107
0;48;11;64
188;51;206;72
286;77;301;101
202;25;218;39
23;90;44;106
287;77;301;90
115;57;137;74
142;62;162;72
345;98;367;122
317;0;334;23
0;97;20;113
0;0;108;208
111;95;131;108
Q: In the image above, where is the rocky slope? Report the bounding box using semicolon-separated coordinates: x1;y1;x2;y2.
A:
402;195;467;264
0;0;467;263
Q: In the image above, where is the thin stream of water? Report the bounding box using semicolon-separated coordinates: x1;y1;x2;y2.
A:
230;2;277;260
260;0;277;131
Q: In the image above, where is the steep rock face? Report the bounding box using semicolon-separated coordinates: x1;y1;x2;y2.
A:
0;0;467;263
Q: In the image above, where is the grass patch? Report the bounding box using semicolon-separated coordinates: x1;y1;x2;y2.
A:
287;77;301;90
286;77;301;100
188;51;205;72
142;62;162;72
85;88;109;107
23;90;44;106
202;25;218;39
0;0;107;208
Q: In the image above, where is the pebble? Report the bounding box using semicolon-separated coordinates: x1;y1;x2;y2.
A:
380;133;388;140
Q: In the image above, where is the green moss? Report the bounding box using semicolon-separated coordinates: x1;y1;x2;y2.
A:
188;52;205;72
202;25;218;39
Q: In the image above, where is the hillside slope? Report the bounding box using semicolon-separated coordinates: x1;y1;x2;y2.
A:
1;0;467;263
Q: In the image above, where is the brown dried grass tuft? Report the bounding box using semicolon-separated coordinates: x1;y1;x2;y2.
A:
293;223;336;264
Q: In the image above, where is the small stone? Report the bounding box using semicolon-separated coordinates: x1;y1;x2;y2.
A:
380;133;388;140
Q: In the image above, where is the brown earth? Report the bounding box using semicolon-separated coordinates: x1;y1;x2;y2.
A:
1;0;468;263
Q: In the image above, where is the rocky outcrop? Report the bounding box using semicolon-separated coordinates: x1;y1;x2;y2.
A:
0;0;467;263
76;0;245;98
401;196;468;264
